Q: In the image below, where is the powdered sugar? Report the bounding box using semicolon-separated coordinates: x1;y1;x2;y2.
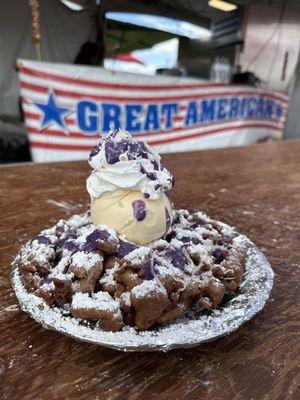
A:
71;251;102;270
131;279;167;298
12;227;274;351
72;292;120;314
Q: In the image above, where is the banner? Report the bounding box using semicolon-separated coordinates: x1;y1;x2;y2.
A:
18;59;289;162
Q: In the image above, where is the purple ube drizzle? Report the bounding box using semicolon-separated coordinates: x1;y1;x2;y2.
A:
151;160;159;170
32;235;51;245
40;277;53;285
146;171;157;181
89;143;101;161
55;226;65;237
132;200;147;222
81;228;110;253
192;218;207;228
86;229;109;243
117;240;137;258
213;248;224;264
105;139;150;165
164;247;188;270
143;260;156;280
57;230;79;253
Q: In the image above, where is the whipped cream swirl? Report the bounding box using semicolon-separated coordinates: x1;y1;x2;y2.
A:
86;130;174;200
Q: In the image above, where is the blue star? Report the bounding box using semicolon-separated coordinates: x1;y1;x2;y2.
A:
34;91;70;131
275;106;282;119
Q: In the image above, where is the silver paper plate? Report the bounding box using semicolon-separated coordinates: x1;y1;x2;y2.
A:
11;226;274;352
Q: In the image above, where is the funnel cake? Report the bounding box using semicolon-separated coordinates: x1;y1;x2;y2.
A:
12;131;273;347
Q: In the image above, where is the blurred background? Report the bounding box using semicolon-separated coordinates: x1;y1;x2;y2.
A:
1;0;300;163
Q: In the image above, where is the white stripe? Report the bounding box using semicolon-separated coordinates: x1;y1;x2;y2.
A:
28;120;284;146
29;133;97;145
19;72;290;101
19;60;289;102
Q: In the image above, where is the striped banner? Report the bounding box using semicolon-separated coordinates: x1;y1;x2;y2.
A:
18;59;288;162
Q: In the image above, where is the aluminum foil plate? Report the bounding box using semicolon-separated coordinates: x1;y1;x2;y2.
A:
11;223;274;352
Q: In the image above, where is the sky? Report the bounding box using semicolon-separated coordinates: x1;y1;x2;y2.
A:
104;38;179;75
60;2;211;74
106;12;211;40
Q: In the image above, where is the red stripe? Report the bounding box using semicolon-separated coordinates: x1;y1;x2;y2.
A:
148;123;282;146
29;123;282;151
20;81;289;105
20;65;289;94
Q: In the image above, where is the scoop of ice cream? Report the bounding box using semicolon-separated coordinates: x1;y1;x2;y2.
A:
87;130;174;245
91;189;172;245
87;130;174;200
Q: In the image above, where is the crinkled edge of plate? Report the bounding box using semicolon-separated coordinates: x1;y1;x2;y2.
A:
11;224;274;352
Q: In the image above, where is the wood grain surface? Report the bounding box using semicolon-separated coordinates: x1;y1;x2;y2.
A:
0;141;300;400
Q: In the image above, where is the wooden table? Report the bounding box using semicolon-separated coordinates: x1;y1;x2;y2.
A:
1;141;299;400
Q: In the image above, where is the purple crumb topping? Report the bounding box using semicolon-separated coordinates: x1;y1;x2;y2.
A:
132;200;147;222
55;226;65;236
151;160;159;170
192;218;207;228
105;141;123;164
117;241;137;259
164;247;187;270
213;248;225;264
180;236;191;243
143;260;156;280
139;164;147;174
63;241;80;253
32;235;51;245
40;277;53;285
105;139;150;165
89;143;101;161
86;229;109;243
81;229;110;253
146;171;157;181
216;238;225;246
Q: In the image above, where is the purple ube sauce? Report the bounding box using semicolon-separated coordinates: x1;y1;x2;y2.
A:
89;143;101;161
146;171;157;181
132;200;147;222
57;230;79;253
63;241;80;253
40;277;53;285
81;228;110;252
105;138;150;165
32;236;51;245
117;240;137;259
143;260;156;280
192;218;207;228
213;248;224;264
151;160;159;170
164;247;188;270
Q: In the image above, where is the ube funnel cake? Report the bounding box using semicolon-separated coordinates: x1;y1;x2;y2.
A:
12;130;274;350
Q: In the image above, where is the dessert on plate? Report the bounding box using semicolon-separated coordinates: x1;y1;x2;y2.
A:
15;131;247;332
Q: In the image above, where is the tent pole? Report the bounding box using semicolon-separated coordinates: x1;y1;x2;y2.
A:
96;0;106;66
28;0;42;61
